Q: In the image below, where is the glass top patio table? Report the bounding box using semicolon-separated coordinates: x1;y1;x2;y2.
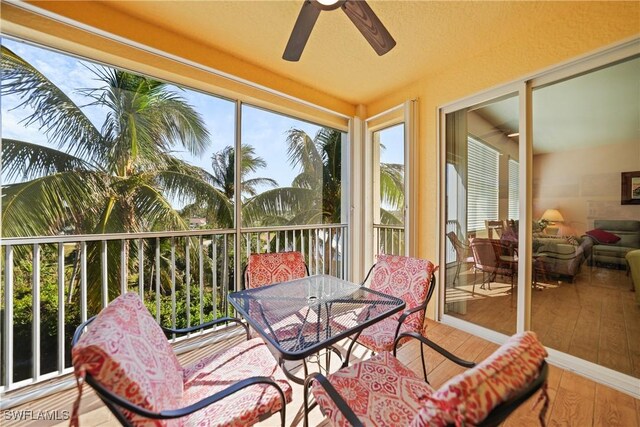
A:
229;274;405;360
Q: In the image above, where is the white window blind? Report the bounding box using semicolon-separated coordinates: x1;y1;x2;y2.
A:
467;137;499;232
508;159;520;220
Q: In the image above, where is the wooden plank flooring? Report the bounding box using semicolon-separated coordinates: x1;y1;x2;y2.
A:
3;320;638;426
445;265;640;378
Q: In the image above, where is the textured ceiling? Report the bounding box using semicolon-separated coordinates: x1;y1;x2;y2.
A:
475;56;640;154
100;0;552;105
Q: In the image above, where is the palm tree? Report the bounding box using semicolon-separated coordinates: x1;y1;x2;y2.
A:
212;144;278;200
244;127;405;226
179;144;277;228
243;127;343;226
1;46;230;306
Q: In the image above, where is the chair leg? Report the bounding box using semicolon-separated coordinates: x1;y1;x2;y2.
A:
420;342;428;383
453;261;462;285
472;269;477;295
303;374;318;427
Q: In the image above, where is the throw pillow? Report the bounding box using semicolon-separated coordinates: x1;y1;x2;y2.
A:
586;229;621;244
565;235;580;246
411;332;548;426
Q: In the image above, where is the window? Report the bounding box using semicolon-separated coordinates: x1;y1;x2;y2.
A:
508;159;519;220
467;137;499;232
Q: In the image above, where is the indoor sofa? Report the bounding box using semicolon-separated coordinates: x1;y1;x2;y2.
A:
533;235;594;282
590;220;640;269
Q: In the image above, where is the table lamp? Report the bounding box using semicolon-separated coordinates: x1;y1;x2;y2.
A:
541;209;564;235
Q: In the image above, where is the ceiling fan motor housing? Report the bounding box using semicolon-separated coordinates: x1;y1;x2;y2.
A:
312;0;347;11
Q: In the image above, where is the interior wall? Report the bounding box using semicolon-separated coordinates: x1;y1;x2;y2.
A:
533;142;640;237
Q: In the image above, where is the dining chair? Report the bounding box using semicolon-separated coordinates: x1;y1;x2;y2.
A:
71;293;292;427
304;331;549;427
243;250;338;379
485;219;506;239
446;231;475;286
244;251;309;289
469;238;517;294
343;254;437;381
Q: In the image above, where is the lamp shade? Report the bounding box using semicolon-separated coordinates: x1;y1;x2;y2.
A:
541;209;564;223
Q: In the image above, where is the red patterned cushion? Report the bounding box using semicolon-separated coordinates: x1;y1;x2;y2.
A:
245;251;307;288
411;331;547;426
182;338;292;427
312;352;435;427
71;293;184;425
358;255;436;352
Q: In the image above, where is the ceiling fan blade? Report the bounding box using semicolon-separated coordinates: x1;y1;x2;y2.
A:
283;1;321;61
342;0;396;56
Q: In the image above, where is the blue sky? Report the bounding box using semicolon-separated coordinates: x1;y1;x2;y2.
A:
1;37;404;203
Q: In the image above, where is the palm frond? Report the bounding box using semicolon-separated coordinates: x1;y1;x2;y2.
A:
1;138;97;182
380;162;405;209
1;46;104;164
286;128;323;175
243;187;316;225
154;170;234;226
380;208;404;225
1;171;106;237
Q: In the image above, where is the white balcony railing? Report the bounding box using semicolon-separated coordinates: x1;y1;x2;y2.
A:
0;224;347;396
373;224;405;256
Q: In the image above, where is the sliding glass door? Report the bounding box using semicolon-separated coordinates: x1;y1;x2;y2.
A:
530;56;640;379
443;93;520;336
441;46;639;389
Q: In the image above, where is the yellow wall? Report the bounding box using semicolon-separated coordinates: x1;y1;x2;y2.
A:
366;2;639;266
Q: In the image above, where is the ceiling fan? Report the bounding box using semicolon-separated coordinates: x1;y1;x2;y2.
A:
283;0;396;61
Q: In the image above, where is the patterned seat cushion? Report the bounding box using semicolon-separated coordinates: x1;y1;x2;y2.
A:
410;331;548;427
312;352;435;427
355;316;420;353
73;293;292;426
71;293;184;425
245;251;307;288
357;255;436;352
182;338;292;427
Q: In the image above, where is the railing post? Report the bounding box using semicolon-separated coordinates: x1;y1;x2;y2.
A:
4;245;14;389
171;237;176;333
101;240;108;308
32;244;41;381
57;243;65;373
80;241;87;323
155;237;161;323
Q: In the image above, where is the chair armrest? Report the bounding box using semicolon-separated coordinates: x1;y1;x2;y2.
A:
393;332;476;368
73;316;250;347
393;275;437;341
307;373;364;427
85;373;286;420
161;317;250;340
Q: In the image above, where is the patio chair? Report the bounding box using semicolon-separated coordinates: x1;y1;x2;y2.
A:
343;254;437;381
244;251;309;289
243;250;339;380
446;231;475;286
469;238;517;294
304;331;549;427
71;293;292;427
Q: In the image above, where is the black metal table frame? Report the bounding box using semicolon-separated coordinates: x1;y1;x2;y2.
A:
228;275;406;383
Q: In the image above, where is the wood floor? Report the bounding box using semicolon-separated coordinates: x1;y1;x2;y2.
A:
3;320;638;427
445;264;640;378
